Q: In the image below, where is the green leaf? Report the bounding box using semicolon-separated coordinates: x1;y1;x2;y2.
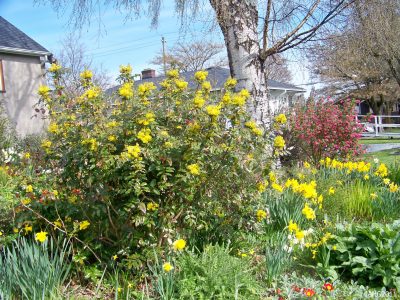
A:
351;256;371;268
392;234;400;254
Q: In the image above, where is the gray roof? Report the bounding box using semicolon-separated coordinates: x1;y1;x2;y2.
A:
0;16;51;56
108;66;306;94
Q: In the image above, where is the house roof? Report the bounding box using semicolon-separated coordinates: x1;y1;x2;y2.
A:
108;66;306;94
0;16;51;57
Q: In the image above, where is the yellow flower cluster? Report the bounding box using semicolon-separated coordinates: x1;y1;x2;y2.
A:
147;202;159;211
374;163;388;177
175;79;188;91
38;85;51;98
124;144;141;159
288;220;305;241
305;232;333;250
273;135;285;149
231;94;246;106
302;203;316;220
137;128;152;143
256;209;268;222
224;77;237;89
26;185;33;193
274;114;287;124
166;69;179;79
48;63;62;73
80;69;93;80
271;183;284;193
244;120;263;136
288;220;299;233
82;87;100;100
137;82;156;97
194;70;208;82
48;122;59;134
137;112;156;126
257;180;269;192
119;64;132;75
389;182;399;193
320;157;371;173
285;179;318;200
187;163;200;175
41;140;52;149
81;138;98;151
193;91;205;108
119;82;134;99
106;121;119;128
201;81;212;93
205;105;221;117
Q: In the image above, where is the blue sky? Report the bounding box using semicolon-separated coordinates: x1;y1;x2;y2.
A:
0;0;310;89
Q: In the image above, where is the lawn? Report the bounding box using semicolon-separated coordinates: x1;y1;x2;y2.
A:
363;148;400;165
360;138;400;145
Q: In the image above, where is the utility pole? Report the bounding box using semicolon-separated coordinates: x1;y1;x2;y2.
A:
162;36;167;76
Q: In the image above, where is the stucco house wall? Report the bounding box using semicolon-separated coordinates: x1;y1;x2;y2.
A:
0;16;52;137
0;53;47;136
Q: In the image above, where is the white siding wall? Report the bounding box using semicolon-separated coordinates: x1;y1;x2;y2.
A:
269;90;300;114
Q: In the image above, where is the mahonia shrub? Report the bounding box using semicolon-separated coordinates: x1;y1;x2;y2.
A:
13;65;287;269
289;99;363;164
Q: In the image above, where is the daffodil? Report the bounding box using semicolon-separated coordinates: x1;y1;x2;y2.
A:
256;209;267;222
79;220;90;230
35;231;48;243
163;262;174;272
172;239;186;251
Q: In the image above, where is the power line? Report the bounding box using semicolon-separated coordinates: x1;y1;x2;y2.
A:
90;41;159;57
90;38;180;58
86;31;180;54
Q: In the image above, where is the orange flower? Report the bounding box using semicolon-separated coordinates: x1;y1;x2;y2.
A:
303;288;316;297
323;283;334;291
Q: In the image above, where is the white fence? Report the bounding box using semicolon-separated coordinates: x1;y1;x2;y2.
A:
357;115;400;137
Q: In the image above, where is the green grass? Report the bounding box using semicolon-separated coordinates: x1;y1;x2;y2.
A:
362;149;400;165
360;138;400;145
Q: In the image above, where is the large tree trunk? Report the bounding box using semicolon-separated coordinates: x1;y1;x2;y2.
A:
209;0;270;126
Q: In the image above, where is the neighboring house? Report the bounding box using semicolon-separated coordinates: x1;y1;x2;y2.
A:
0;16;52;136
356;99;400;116
108;67;306;114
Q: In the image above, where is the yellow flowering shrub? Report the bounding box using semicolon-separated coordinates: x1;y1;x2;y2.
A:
12;66;285;268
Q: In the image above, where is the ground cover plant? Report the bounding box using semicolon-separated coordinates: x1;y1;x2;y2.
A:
1;65;400;298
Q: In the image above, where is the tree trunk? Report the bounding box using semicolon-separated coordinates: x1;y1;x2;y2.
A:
209;0;270;126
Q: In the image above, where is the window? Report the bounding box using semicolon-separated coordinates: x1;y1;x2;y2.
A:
0;60;5;92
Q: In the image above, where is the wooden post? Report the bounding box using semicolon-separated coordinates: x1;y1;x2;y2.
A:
375;115;378;137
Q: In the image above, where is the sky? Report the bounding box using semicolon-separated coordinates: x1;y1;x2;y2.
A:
0;0;311;90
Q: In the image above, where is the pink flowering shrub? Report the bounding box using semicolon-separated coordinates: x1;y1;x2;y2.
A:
289;99;364;163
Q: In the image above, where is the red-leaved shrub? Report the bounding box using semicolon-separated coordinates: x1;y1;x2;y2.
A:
289;99;364;163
